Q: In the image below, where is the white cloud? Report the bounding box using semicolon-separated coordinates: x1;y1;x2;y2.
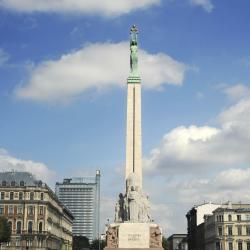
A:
15;42;187;103
0;48;9;66
144;85;250;175
166;168;250;205
0;148;55;182
189;0;214;12
0;0;160;17
223;84;250;102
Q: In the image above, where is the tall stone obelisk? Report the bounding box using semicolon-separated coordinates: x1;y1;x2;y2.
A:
105;25;163;250
125;25;142;189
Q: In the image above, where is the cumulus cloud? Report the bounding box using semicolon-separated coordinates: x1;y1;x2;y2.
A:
144;85;250;175
0;148;55;182
223;84;250;102
0;0;160;17
0;48;9;66
15;42;187;102
189;0;214;12
165;168;250;205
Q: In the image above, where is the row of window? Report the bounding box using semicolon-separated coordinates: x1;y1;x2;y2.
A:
0;191;44;201
8;220;43;234
7;238;44;247
1;181;25;187
216;214;250;222
218;225;250;236
0;205;45;216
216;241;250;250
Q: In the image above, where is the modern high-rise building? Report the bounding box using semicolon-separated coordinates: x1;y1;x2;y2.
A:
55;170;100;242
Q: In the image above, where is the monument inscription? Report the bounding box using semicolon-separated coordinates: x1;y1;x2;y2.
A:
119;223;150;249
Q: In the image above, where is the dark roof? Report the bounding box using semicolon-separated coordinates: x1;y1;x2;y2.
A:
0;171;43;187
214;207;250;213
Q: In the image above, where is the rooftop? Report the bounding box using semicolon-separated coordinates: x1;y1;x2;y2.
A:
0;171;43;187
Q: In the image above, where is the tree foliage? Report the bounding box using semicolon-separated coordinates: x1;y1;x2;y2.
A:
162;236;168;250
73;236;90;250
0;216;11;243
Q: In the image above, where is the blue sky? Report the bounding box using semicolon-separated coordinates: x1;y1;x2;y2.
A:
1;0;250;236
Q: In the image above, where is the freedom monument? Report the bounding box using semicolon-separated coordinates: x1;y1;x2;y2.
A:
105;25;163;250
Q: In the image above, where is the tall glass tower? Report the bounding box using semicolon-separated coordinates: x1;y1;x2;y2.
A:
55;170;100;242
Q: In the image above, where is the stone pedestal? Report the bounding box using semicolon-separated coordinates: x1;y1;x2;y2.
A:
105;223;163;250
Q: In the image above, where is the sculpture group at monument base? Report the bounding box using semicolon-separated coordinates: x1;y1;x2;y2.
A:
105;222;163;250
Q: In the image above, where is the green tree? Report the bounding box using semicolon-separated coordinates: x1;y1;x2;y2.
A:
0;216;11;244
90;239;106;250
162;236;168;250
73;236;90;250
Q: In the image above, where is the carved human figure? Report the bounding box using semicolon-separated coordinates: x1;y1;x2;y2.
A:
150;226;162;248
124;196;129;221
107;227;118;248
128;185;139;221
130;44;138;75
118;193;124;221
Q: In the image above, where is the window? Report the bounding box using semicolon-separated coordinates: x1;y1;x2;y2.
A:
28;206;34;215
16;221;21;234
38;238;43;247
247;242;250;250
238;242;242;250
2;181;6;186
228;214;232;221
40;192;44;200
30;192;34;200
28;221;33;234
218;227;223;236
1;192;4;200
8;205;13;214
19;192;23;200
39;222;43;233
11;181;15;186
229;242;233;250
20;181;24;186
0;205;3;214
228;226;233;236
39;206;43;215
10;192;14;200
26;239;32;246
16;238;21;247
17;205;23;214
238;226;242;235
237;215;241;221
216;242;221;250
8;221;12;231
247;226;250;235
217;215;224;222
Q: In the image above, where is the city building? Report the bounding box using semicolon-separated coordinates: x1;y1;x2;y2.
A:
0;171;74;250
186;202;221;250
167;234;188;250
204;205;250;250
55;170;100;242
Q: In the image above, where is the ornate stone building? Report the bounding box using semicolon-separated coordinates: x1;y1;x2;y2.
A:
204;205;250;250
0;171;74;250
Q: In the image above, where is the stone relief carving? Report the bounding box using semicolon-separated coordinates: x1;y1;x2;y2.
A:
106;226;118;248
150;226;162;248
115;173;152;223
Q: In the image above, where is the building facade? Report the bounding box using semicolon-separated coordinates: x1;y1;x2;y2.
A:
204;205;250;250
186;202;221;250
167;234;188;250
55;170;100;242
0;171;74;250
